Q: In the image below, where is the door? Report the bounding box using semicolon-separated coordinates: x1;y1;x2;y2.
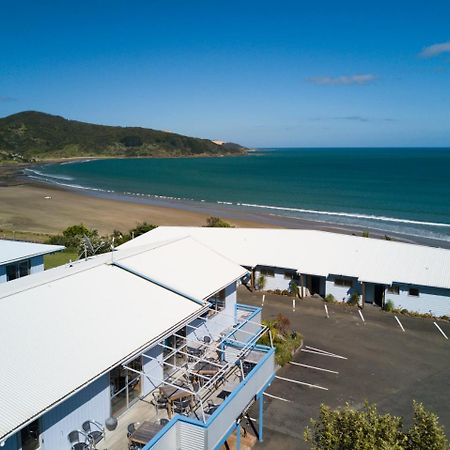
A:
374;285;385;307
310;276;323;296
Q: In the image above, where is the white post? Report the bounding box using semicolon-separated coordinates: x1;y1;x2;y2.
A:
394;316;405;332
292;298;296;312
262;294;265;306
358;309;365;322
324;304;329;319
434;322;449;340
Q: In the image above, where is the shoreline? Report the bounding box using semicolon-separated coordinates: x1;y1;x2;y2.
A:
1;162;449;249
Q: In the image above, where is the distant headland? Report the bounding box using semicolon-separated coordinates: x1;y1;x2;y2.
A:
0;111;247;163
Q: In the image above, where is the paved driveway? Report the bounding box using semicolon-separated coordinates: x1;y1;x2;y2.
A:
238;288;450;449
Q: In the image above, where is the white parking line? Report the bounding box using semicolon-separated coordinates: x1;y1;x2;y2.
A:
261;294;265;306
395;315;405;332
289;361;339;374
324;304;329;319
304;345;348;360
358;309;365;322
434;322;449;340
263;392;291;402
275;375;328;390
292;298;296;312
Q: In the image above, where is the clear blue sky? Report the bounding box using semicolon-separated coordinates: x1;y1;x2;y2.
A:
1;0;450;147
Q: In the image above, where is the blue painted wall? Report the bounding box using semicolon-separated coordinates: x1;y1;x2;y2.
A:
0;255;45;284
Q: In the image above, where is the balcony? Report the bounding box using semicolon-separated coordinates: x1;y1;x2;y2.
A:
103;304;275;450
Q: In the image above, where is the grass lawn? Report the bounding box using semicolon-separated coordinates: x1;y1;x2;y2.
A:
44;249;79;269
0;229;51;243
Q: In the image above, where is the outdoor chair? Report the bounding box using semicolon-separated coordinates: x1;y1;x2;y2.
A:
67;430;92;450
173;398;191;415
82;420;104;447
127;422;140;438
152;391;168;412
160;418;169;426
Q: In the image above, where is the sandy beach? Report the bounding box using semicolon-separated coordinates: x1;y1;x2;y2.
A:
1;163;449;248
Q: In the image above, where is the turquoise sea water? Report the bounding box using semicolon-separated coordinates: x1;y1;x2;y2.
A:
28;148;450;242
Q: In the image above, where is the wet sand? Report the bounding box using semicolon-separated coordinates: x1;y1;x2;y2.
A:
0;163;448;248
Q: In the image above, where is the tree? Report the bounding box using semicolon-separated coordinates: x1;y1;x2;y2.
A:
47;223;99;249
304;402;449;450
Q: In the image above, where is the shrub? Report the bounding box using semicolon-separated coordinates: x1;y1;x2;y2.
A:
304;401;449;450
324;294;336;303
258;318;302;366
204;216;234;227
257;274;266;290
289;280;299;296
384;299;395;312
407;401;449;450
348;292;360;306
362;230;370;238
128;221;157;238
304;402;405;450
440;315;450;321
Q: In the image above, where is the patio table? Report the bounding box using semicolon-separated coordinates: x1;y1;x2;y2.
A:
159;386;193;418
129;421;163;446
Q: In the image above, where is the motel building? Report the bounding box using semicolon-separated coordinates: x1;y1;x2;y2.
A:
123;228;450;317
0;239;64;283
0;237;275;450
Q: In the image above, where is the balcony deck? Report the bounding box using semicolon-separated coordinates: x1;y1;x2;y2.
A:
101;304;274;450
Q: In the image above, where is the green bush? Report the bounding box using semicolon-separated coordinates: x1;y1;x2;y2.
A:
384;299;395;312
304;401;449;450
257;274;266;290
258;315;302;366
324;294;336;303
289;280;299;296
348;292;360;306
204;216;234;227
127;221;157;239
407;401;449;450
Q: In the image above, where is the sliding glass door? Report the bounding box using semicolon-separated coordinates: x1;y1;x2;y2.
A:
110;356;142;416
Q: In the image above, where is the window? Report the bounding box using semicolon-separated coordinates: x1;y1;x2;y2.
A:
21;419;40;450
284;271;296;280
260;268;275;277
387;285;400;295
409;287;420;297
208;289;226;316
334;278;353;288
110;356;142;416
6;259;31;281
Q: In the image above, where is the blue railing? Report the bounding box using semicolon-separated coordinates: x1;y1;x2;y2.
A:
142;344;274;449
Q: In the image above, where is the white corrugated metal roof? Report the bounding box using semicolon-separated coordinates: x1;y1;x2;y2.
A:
0;236;247;441
0;264;204;441
116;236;247;301
120;227;450;290
0;239;64;265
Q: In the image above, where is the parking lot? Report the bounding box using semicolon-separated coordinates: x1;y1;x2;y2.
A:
237;287;450;449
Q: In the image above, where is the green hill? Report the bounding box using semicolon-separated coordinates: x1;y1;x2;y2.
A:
0;111;246;162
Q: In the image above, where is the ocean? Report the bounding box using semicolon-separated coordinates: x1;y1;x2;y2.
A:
27;148;450;243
